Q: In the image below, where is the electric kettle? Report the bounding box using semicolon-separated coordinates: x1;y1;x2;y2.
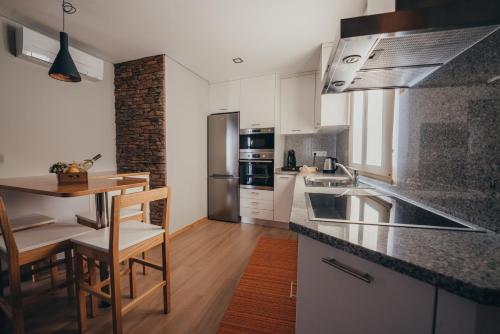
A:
323;157;338;174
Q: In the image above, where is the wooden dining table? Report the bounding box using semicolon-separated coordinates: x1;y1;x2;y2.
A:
0;172;148;228
0;172;149;309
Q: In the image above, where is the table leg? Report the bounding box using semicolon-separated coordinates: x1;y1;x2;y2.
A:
95;193;106;229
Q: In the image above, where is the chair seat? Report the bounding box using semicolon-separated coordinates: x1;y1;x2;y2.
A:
71;221;164;253
4;214;55;233
0;222;94;253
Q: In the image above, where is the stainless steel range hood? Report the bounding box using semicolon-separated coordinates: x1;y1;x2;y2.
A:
322;0;500;93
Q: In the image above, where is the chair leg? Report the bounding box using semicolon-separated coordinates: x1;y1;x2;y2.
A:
9;264;24;334
65;250;75;298
75;253;88;333
0;259;4;331
129;259;136;299
142;252;148;275
110;258;123;334
161;236;171;314
50;255;58;291
88;259;99;317
0;258;4;297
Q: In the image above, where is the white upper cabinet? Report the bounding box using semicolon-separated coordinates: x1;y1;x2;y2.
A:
209;80;240;114
280;73;316;135
315;42;350;131
365;0;395;15
320;42;335;83
239;74;276;129
315;90;350;129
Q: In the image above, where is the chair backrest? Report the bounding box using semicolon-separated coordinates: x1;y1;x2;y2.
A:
121;176;150;222
0;197;19;261
108;187;170;253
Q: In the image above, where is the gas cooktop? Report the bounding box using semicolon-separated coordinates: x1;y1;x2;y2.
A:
305;193;482;232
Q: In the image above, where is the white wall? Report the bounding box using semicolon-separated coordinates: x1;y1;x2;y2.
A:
166;57;209;233
0;16;116;221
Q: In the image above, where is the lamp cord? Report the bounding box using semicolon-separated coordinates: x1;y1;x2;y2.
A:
62;1;77;32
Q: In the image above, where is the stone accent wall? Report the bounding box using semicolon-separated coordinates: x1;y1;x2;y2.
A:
114;55;166;225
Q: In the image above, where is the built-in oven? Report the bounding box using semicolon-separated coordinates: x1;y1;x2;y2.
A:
239;151;274;190
240;128;274;152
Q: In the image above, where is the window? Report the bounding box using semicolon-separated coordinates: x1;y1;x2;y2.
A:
349;89;397;181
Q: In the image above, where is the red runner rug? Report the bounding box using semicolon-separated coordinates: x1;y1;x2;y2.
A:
218;237;298;334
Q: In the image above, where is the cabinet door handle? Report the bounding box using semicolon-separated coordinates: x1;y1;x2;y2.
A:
289;280;297;299
251;123;261;126
291;129;301;132
279;176;290;179
219;108;228;111
321;257;373;284
250;192;259;195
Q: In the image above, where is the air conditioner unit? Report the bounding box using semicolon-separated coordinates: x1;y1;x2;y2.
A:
15;26;104;81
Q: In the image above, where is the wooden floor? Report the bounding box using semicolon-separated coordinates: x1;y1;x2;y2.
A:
11;221;297;334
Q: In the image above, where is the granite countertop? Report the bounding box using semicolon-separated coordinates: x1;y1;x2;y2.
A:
289;173;500;306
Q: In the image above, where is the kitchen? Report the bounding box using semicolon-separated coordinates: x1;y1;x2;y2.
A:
0;0;499;333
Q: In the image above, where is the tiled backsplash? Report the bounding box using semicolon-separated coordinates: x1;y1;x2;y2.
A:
283;134;336;170
337;31;500;233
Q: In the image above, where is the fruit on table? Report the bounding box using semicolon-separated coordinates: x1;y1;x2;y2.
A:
66;163;81;173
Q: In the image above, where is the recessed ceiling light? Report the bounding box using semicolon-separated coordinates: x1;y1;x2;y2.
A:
232;57;244;64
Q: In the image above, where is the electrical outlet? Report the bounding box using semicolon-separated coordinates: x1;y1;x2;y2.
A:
313;151;327;157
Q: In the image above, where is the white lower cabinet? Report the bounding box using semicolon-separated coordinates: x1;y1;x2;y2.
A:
273;174;296;222
296;234;435;334
435;289;500;334
240;188;274;220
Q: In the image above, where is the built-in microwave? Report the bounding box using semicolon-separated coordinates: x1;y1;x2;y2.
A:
240;128;274;152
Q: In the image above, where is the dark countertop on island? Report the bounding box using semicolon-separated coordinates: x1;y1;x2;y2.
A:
289;173;500;306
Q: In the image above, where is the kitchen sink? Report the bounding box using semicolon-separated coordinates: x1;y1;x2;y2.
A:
303;175;371;189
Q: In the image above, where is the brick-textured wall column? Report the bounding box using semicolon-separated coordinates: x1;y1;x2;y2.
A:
114;55;166;225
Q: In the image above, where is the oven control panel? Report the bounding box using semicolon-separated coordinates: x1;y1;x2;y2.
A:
239;151;274;160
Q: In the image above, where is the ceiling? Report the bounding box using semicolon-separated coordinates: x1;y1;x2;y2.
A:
0;0;366;83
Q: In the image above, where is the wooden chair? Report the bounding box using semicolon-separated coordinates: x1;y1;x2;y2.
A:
76;176;150;275
0;214;57;285
72;187;171;334
0;198;94;334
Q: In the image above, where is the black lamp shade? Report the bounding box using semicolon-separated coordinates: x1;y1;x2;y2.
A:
49;32;81;82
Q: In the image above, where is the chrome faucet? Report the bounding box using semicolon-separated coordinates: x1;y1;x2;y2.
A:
335;163;359;186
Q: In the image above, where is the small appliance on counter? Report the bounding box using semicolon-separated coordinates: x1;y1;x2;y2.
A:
323;157;338;174
282;149;300;172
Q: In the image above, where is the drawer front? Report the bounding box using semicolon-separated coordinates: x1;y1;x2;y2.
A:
240;188;274;201
296;235;434;334
241;198;274;211
240;207;274;220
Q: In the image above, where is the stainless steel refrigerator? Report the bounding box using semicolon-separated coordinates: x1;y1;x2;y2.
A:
208;112;240;222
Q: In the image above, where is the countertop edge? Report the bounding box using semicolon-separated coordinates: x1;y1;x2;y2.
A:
290;222;500;306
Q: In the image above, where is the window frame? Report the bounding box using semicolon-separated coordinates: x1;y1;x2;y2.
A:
348;89;396;182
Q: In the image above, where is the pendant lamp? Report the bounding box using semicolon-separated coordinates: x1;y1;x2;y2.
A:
49;1;81;82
